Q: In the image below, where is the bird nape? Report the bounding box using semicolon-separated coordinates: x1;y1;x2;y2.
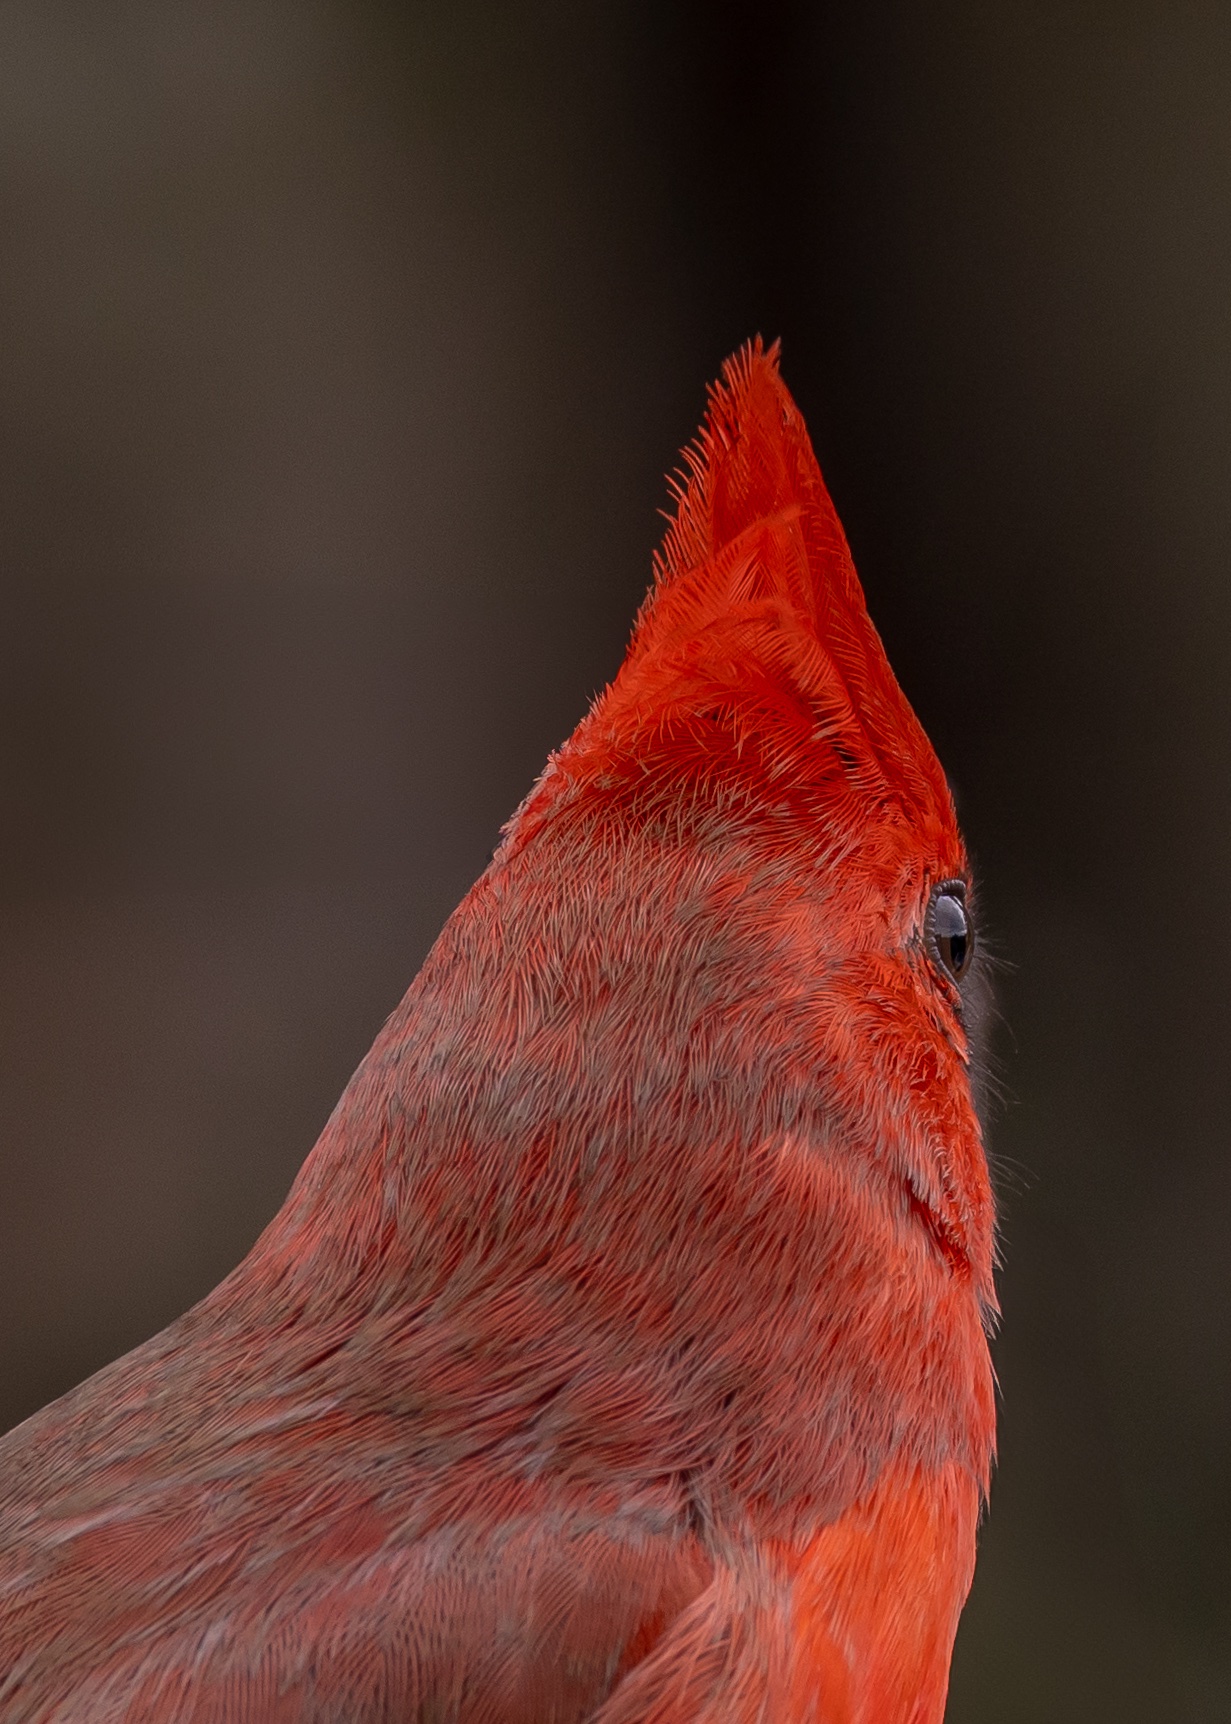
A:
0;342;997;1724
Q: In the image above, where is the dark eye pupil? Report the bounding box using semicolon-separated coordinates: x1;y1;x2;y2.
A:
931;891;972;981
943;926;968;975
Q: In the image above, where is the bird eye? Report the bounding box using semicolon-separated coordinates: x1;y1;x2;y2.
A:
928;886;974;984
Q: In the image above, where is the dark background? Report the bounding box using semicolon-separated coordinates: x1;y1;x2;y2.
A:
1;3;1228;1717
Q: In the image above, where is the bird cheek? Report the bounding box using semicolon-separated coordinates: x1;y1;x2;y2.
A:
814;961;993;1289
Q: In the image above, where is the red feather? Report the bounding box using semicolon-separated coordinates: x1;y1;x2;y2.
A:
0;341;996;1721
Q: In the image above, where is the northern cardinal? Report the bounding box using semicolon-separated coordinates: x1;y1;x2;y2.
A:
0;342;996;1722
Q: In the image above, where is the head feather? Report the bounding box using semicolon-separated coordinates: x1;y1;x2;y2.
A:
516;340;957;856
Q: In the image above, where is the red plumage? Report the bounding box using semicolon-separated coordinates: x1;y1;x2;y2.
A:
0;342;996;1721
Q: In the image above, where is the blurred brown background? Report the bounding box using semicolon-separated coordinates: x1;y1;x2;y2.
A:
1;2;1228;1717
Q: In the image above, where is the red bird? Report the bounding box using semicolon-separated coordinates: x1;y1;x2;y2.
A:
0;343;996;1721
